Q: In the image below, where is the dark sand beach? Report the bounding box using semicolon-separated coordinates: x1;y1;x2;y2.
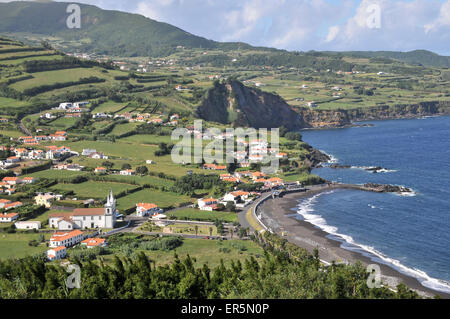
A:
256;185;450;299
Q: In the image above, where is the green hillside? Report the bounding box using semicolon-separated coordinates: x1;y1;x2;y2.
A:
325;50;450;68
0;1;253;57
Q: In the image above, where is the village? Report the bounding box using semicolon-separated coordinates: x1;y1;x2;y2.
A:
0;100;298;263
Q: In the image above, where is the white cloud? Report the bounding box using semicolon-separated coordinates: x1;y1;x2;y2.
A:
425;0;450;33
326;26;340;43
324;0;450;54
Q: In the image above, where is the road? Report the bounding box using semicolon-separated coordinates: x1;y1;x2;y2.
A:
19;117;33;136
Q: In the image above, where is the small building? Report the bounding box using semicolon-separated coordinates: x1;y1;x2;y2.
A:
136;203;163;217
82;149;97;156
223;191;250;203
2;176;21;185
21;177;36;184
95;167;107;173
81;238;108;248
35;194;55;208
0;199;11;208
0;212;19;223
49;230;85;248
4;201;22;211
276;152;288;159
15;221;41;230
120;169;135;176
198;198;219;211
47;246;67;261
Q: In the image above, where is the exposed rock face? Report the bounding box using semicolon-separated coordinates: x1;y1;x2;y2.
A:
196;80;305;130
363;183;412;194
330;164;352;169
297;108;352;128
197;80;450;130
297;101;450;129
304;148;331;169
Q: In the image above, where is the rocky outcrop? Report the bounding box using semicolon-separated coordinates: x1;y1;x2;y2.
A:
304;148;331;169
297;108;352;128
363;183;413;194
297;101;450;129
196;80;305;130
197;80;450;130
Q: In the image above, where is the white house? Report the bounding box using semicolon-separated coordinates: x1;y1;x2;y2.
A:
15;221;41;230
136;203;163;217
197;198;218;211
90;152;108;160
82;149;97;156
81;238;108;248
49;230;85;248
47;246;67;261
0;212;19;223
276;152;288;159
120;169;135;176
49;191;117;230
0;199;11;208
223;191;250;203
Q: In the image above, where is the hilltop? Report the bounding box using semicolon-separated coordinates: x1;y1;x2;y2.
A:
1;1;449;70
0;1;254;57
324;50;450;68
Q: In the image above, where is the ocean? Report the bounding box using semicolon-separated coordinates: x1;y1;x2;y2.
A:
299;115;450;294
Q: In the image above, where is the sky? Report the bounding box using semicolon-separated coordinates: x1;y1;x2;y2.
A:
9;0;450;54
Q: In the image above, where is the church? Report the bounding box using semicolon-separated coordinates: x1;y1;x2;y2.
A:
49;191;117;230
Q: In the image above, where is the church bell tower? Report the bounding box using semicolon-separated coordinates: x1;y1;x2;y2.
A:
104;190;116;228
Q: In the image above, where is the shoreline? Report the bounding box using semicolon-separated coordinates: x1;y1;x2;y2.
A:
256;184;450;299
300;113;450;131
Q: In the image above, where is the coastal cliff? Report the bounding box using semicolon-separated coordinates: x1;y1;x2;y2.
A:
196;79;305;130
297;101;450;128
197;80;450;129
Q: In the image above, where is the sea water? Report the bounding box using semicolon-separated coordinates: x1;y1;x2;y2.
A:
299;116;450;294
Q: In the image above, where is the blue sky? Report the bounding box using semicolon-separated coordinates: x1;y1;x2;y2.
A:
22;1;450;54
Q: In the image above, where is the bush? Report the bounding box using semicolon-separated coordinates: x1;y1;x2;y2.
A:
139;237;183;251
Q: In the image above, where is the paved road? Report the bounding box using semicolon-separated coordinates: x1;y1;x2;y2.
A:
19;117;33;136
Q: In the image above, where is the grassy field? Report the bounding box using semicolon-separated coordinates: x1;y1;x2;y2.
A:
51;181;139;199
47;117;79;129
116;189;191;211
0;96;31;109
102;234;264;268
0;232;51;260
10;67;109;91
92;100;126;113
167;208;239;223
103;174;174;188
29;169;90;179
108;122;140;136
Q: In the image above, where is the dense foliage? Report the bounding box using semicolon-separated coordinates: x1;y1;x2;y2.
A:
0;232;423;299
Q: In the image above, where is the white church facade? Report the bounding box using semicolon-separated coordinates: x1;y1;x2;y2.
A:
49;191;117;230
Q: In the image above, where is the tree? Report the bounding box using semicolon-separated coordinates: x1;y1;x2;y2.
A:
121;163;132;170
136;166;149;175
225;201;236;212
102;161;114;169
194;225;199;236
285;132;302;141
